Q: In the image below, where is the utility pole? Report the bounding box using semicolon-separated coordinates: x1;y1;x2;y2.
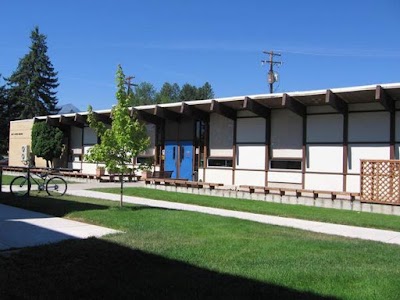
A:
124;76;137;95
262;51;282;93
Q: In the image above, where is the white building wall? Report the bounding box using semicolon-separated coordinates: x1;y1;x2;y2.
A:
209;113;233;157
205;168;232;185
348;144;390;173
268;171;302;184
271;109;302;158
235;170;265;186
346;175;360;193
236;145;265;170
306;145;343;173
348;112;390;142
305;174;343;191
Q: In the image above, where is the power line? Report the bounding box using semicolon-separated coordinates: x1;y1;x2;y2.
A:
262;51;282;93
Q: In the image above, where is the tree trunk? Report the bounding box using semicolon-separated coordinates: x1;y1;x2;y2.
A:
120;173;124;207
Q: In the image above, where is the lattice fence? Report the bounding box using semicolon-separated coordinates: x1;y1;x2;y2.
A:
360;160;400;204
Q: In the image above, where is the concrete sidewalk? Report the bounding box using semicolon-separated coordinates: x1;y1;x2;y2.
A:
0;203;120;251
66;189;400;246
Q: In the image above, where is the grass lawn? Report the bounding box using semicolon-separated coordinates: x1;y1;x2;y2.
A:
1;175;16;185
93;187;400;232
0;193;400;299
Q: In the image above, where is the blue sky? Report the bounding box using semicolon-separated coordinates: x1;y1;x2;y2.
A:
1;0;399;111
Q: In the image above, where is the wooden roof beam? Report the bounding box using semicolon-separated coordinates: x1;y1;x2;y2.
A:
92;112;111;125
59;115;83;127
131;109;162;125
154;105;181;122
74;113;87;125
180;102;210;122
243;97;271;118
210;100;236;120
282;94;306;118
325;89;348;114
46;116;59;126
376;85;395;112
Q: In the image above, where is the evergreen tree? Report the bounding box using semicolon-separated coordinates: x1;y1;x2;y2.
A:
132;82;156;106
0;77;9;154
197;82;214;100
156;82;181;103
179;83;199;101
7;26;59;119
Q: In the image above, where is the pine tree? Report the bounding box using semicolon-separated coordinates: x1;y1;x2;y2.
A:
0;77;9;154
7;26;59;119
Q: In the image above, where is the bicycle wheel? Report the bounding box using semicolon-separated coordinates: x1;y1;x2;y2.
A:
46;176;67;196
10;176;30;197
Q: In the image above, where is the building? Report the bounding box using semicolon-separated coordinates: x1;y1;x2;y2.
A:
8;82;400;193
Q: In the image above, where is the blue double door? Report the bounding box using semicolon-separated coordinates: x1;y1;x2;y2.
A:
165;140;193;180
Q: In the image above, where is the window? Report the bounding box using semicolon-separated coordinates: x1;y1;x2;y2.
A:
208;157;233;167
270;160;301;170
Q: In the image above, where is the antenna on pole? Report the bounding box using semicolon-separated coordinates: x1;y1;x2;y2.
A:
125;75;138;95
261;51;282;93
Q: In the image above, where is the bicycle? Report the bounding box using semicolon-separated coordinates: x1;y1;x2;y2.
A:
10;167;67;197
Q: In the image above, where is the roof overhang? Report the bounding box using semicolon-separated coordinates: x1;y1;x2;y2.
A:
33;82;400;126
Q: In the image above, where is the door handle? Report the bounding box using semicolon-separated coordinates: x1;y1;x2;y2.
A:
173;147;176;160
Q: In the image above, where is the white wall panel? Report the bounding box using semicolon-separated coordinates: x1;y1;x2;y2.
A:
346;175;360;193
268;171;302;184
70;126;82;148
83;127;97;144
235;170;265;186
209;113;233;157
198;169;204;182
348;144;390;173
205;168;232;185
307;114;343;143
306;145;343;173
271;110;302;158
237;118;265;143
304;174;343;191
236;145;265;170
348;112;389;142
81;162;98;174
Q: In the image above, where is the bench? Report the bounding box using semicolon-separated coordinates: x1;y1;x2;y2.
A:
239;185;360;201
144;178;224;190
148;171;173;179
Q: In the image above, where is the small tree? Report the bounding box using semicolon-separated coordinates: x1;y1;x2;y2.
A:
85;65;150;206
31;122;64;168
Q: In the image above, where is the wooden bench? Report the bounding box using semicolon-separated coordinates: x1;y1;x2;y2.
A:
144;178;224;190
239;185;360;201
148;171;173;179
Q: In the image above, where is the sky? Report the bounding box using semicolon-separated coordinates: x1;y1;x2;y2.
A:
1;0;400;111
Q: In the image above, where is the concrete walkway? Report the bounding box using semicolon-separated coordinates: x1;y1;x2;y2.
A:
66;188;400;246
0;203;120;251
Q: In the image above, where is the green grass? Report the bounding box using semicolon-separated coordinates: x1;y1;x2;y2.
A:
0;193;400;299
1;175;16;185
93;187;400;232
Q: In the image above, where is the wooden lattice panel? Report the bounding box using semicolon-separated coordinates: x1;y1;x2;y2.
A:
361;160;400;204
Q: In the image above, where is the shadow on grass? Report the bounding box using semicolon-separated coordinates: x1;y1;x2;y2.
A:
0;192;109;217
0;238;336;299
0;192;166;219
